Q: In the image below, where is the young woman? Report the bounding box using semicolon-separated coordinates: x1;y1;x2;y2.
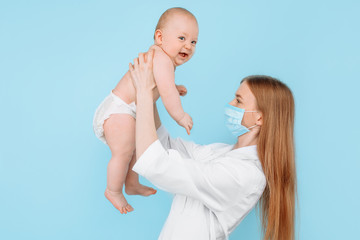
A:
129;50;296;240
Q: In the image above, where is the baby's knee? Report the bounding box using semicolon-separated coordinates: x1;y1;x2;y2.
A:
110;147;134;161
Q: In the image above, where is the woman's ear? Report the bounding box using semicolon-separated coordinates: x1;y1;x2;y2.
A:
256;112;263;126
154;29;163;45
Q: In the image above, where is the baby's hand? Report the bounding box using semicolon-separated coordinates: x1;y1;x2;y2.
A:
176;85;187;97
177;113;193;135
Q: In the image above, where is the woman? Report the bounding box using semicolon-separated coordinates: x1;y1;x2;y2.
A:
129;50;296;240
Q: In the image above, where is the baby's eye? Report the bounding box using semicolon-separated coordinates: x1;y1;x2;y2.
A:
191;41;197;45
179;36;185;40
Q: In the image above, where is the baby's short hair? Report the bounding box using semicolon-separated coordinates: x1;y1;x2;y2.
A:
154;7;197;34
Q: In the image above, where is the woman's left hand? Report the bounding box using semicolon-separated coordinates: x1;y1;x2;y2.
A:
129;49;156;94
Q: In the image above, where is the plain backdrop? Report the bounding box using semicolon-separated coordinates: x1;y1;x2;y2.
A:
1;0;359;239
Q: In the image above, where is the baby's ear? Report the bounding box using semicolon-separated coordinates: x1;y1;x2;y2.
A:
154;29;163;44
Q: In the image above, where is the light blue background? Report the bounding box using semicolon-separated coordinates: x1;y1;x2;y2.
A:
1;0;359;239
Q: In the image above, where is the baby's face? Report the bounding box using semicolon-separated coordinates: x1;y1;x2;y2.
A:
158;15;199;66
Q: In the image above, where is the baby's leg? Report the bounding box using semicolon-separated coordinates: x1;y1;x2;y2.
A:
125;152;157;196
103;114;136;214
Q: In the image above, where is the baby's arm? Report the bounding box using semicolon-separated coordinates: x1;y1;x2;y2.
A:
152;49;193;134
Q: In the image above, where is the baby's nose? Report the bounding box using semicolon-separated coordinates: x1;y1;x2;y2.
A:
185;43;191;49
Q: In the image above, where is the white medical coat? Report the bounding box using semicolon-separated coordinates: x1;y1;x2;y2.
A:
133;126;266;240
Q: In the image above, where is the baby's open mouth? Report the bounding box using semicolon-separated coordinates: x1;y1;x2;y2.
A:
179;52;188;58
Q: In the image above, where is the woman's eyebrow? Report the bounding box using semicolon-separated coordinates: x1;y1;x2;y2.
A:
236;94;243;99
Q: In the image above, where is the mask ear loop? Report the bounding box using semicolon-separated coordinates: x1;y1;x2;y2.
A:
245;111;259;130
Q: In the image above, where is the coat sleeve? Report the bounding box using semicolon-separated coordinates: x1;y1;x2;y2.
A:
156;125;200;159
132;139;257;212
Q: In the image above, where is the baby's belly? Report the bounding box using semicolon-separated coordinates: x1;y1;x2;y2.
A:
113;71;160;104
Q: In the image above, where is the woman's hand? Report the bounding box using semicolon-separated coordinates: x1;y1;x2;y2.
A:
129;49;156;95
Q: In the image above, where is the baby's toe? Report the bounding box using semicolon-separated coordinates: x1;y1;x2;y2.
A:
123;207;128;214
119;207;124;214
126;204;134;212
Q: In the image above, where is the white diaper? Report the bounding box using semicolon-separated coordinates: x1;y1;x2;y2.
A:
93;91;136;144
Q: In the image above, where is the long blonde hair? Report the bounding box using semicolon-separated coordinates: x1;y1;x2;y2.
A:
242;76;296;240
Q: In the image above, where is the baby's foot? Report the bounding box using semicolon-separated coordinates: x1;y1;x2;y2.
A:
125;183;157;196
104;188;134;214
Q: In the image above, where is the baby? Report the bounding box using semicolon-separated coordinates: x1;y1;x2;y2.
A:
93;7;198;214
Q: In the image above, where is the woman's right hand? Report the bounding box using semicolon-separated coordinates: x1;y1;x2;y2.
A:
129;49;156;95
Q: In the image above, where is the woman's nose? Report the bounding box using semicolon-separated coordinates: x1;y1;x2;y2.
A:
229;99;236;106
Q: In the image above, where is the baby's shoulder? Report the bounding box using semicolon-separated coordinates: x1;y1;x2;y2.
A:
148;45;172;66
149;44;165;55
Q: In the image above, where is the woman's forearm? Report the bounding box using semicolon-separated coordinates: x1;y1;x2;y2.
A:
154;102;162;130
135;90;158;159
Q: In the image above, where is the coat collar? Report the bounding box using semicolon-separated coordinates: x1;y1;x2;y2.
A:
226;145;258;160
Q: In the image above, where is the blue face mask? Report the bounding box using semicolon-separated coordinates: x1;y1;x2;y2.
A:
224;103;257;137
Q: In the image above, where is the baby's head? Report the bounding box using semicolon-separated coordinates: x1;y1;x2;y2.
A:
154;7;199;66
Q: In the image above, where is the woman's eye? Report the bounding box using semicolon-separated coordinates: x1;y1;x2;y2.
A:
236;99;241;103
179;37;185;40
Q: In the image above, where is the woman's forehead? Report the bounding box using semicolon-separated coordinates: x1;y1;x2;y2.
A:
236;82;255;102
236;82;249;96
